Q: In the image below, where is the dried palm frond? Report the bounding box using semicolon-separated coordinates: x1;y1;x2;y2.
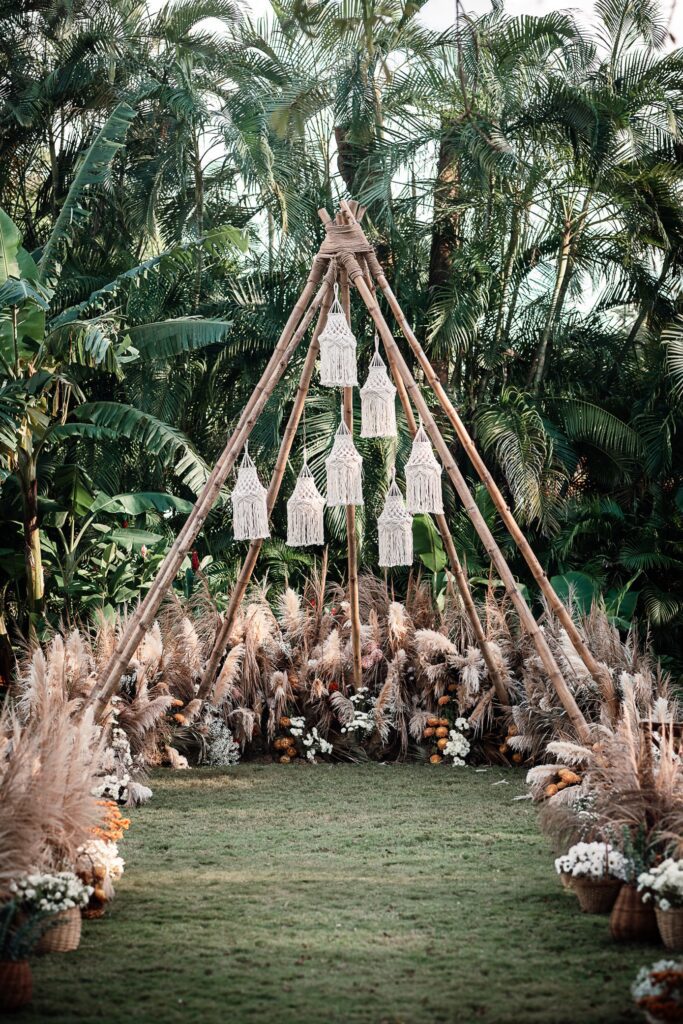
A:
546;740;593;768
136;621;164;675
0;702;107;889
409;709;432;740
460;646;485;702
277;588;306;642
375;652;410;753
319;629;344;683
228;706;256;745
117;693;174;755
386;602;412;654
330;691;355;726
212;643;245;708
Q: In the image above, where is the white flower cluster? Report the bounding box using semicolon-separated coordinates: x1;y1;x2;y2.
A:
203;716;241;767
94;705;133;803
341;688;376;737
555;842;630;881
638;858;683;911
10;872;92;912
289;716;306;738
443;718;471;766
632;959;683;1002
302;726;333;763
77;840;125;883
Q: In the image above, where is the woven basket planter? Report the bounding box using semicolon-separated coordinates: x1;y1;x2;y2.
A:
610;884;660;942
36;906;82;954
655;906;683;951
0;960;32;1012
572;876;621;914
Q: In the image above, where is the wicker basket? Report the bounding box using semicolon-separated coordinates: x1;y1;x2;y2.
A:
610;884;660;942
655;906;683;951
36;906;82;954
0;960;32;1012
571;876;621;914
559;872;574;892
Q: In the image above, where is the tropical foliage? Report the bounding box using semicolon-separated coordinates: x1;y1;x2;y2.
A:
0;0;682;676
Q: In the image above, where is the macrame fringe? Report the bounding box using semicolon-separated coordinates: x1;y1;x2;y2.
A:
320;335;358;389
326;462;363;506
360;343;396;438
406;423;444;515
325;417;363;506
232;494;270;541
318;286;358;388
231;444;270;541
406;467;443;515
378;473;413;567
287;462;325;547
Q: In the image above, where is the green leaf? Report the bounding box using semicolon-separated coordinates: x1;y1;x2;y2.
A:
38;103;137;284
412;514;448;573
0;209;20;284
128;318;232;360
89;492;193;516
549;571;599;613
108;528;162;549
72;402;210;494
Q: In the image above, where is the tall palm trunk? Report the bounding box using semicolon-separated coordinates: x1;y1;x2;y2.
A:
428;127;460;386
20;460;44;615
193;130;204;312
529;218;572;394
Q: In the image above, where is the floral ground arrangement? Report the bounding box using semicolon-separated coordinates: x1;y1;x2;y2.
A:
2;572;683;1018
0;765;668;1024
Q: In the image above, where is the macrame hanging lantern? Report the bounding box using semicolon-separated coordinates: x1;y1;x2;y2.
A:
360;336;397;438
230;442;270;541
406;420;444;515
325;412;363;506
318;283;359;388
378;469;413;568
286;456;325;547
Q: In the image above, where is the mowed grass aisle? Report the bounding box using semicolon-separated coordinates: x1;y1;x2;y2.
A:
20;766;657;1024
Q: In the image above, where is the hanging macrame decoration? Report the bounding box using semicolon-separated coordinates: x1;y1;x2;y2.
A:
405;420;444;514
318;283;358;388
360;336;397;438
325;412;363;506
286;456;325;547
230;442;270;541
378;469;413;567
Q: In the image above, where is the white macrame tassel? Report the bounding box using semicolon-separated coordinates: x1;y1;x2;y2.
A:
325;412;363;506
318;284;358;388
287;457;325;547
360;336;397;438
406;420;444;514
378;469;413;567
230;442;270;540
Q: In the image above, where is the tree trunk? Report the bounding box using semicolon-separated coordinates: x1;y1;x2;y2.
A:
528;219;572;394
22;466;44;616
193;131;204;312
427;127;460;386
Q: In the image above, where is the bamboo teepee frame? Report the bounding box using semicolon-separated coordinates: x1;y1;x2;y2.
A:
89;200;599;742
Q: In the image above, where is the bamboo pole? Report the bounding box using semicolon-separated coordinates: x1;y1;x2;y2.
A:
338;257;363;691
356;253;507;702
381;336;509;705
89;259;333;717
338;249;590;742
344;207;610;703
196;282;336;704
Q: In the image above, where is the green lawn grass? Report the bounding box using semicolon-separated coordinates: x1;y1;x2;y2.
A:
15;765;659;1024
